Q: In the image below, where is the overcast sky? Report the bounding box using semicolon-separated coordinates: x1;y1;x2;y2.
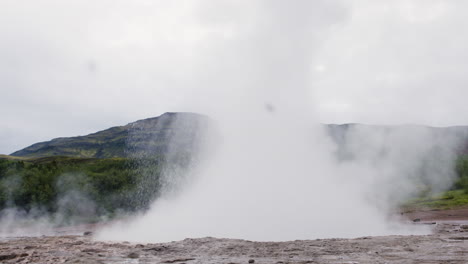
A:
1;0;468;154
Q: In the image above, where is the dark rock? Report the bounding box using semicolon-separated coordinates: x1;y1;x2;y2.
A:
248;259;255;263
143;246;167;252
0;254;17;261
84;231;93;236
82;248;104;253
449;236;468;240
162;258;196;263
413;218;421;222
127;252;140;259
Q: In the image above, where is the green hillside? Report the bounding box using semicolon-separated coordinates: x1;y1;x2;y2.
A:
11;114;468;160
0;154;28;160
10;112;207;159
0;112;208;223
0;154;168;222
3;113;468;223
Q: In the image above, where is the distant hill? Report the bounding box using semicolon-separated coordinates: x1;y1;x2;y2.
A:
4;114;468;217
10;112;209;159
326;124;468;156
9;113;468;159
3;112;210;215
0;154;28;160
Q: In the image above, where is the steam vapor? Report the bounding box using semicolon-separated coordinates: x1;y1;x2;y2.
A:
96;0;462;242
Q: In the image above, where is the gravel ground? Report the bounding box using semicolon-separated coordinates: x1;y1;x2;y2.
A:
1;219;468;264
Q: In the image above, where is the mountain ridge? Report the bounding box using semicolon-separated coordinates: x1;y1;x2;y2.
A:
8;113;468;159
10;112;207;159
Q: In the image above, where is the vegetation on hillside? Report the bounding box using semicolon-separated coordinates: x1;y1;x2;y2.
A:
455;155;468;193
2;113;468;223
2;154;468;221
402;156;468;211
402;190;468;211
0;156;164;222
10;112;207;159
0;112;207;224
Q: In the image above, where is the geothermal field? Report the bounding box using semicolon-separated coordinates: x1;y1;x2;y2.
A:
2;0;468;263
1;211;468;263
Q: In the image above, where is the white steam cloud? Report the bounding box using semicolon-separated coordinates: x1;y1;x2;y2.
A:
97;0;462;242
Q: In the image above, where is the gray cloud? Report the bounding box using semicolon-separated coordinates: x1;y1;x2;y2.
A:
1;0;468;154
313;0;468;125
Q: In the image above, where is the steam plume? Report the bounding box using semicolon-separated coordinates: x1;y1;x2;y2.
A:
97;0;462;242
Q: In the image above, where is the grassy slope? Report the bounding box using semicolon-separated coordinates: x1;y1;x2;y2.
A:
5;116;468;214
398;156;468;211
9;112;205;159
0;112;206;221
0;154;29;160
402;190;468;211
0;155;147;218
3;154;468;213
12;117;468;160
10;126;129;159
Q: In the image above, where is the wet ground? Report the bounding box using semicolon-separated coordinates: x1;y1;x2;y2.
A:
403;206;468;222
1;209;468;263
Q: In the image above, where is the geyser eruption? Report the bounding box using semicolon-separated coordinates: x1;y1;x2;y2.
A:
97;0;460;242
124;112;210;211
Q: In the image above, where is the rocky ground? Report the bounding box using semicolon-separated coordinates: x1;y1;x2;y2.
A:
1;209;468;264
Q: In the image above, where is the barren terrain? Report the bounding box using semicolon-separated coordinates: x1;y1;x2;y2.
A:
1;208;468;264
